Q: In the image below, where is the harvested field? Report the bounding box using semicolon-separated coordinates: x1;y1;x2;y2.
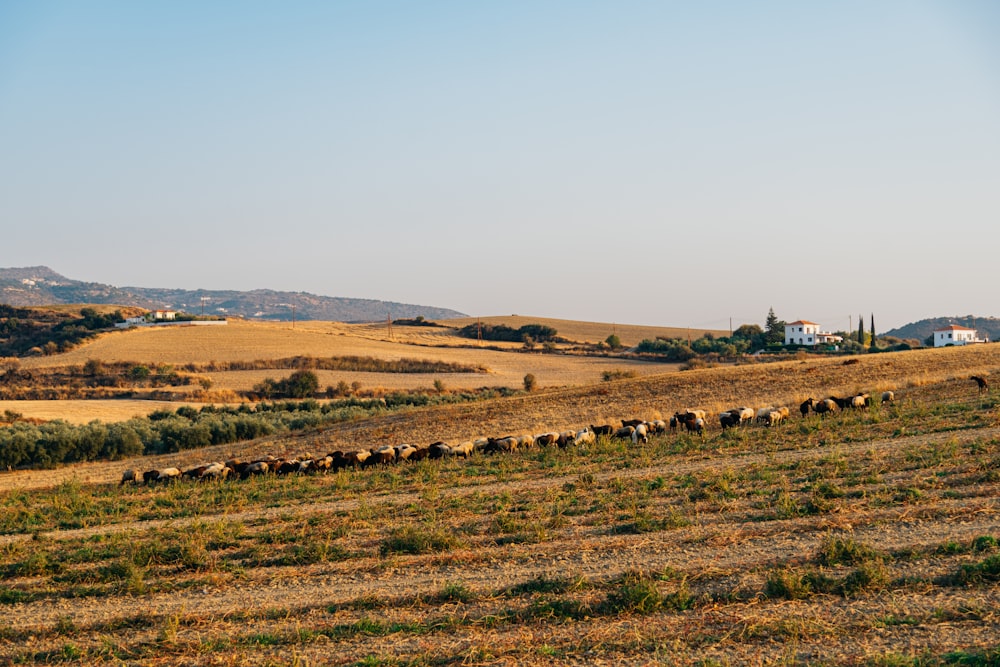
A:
9;319;682;416
1;343;999;664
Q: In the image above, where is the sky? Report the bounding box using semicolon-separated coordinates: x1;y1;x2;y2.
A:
1;1;998;333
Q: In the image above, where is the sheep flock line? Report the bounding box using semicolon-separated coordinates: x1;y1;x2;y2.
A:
121;390;897;486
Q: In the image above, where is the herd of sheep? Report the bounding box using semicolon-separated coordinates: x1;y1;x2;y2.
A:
120;389;897;486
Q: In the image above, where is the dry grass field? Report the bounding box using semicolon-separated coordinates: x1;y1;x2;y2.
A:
1;338;1000;665
10;318;686;422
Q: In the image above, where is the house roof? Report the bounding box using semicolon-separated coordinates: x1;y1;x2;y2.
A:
934;325;976;332
787;320;819;326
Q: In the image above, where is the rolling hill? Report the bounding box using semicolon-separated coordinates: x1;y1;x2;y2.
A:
0;266;466;322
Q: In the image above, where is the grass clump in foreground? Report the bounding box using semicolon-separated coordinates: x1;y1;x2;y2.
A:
379;525;464;556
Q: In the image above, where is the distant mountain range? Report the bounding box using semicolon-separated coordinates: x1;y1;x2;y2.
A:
884;316;1000;344
0;266;467;322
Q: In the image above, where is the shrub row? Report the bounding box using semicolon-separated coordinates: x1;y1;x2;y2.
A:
0;388;516;470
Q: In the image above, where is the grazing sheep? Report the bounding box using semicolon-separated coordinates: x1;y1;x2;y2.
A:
120;469;138;485
621;419;645;428
766;411;784;427
736;407;755;425
484;436;518;454
408;445;431;462
881;390;895;404
972;376;989;393
590;424;615;436
756;407;775;424
451;441;475;458
395;444;417;462
241;461;270;478
813;398;838;416
156;467;182;483
612;425;635;441
574;428;596;446
850;395;868;410
649;419;668;434
142;470;159;484
557;430;577;448
534;432;559;448
631;423;649;444
800;398;814;417
719;412;739;430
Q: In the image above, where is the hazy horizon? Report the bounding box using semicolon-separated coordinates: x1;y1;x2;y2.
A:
2;2;998;333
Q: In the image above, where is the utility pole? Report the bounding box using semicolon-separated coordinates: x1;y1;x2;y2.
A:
387;312;393;339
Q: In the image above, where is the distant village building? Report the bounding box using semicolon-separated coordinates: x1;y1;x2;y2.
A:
784;320;843;347
932;325;988;347
152;310;176;321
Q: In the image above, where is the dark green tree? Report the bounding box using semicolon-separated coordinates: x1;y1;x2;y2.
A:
764;308;785;345
858;313;865;346
606;334;622;350
869;314;876;351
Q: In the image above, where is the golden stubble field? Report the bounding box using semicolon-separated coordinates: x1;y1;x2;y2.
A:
1;342;1000;665
10;317;693;423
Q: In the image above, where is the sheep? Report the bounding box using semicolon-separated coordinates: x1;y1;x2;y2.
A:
557;430;576;448
649;419;668;434
366;446;397;466
241;461;270;478
591;424;615;436
765;411;784;427
120;469;138;485
451;441;475;458
155;467;181;483
972;376;989;393
142;470;159;484
736;407;755;425
813;398;837;416
881;390;895;404
756;407;775;424
484;436;518;454
850;395;868;410
612;425;636;441
574;428;596;446
534;432;559;448
408;445;431;462
719;412;739;430
200;462;231;480
631;423;649;444
800;398;814;417
395;444;417;462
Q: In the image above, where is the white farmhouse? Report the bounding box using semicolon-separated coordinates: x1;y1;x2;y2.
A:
784;320;843;347
785;320;819;346
152;310;176;321
933;325;988;347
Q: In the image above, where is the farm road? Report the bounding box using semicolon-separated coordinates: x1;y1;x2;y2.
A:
7;425;999;631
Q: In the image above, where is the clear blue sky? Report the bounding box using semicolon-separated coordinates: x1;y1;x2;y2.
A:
2;1;998;332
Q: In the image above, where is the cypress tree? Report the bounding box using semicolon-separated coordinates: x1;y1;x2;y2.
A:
870;314;876;350
858;313;865;346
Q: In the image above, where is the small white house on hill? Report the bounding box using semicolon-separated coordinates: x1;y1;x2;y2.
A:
933;325;988;347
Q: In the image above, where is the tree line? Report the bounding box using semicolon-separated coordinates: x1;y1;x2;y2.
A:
0;387;519;471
